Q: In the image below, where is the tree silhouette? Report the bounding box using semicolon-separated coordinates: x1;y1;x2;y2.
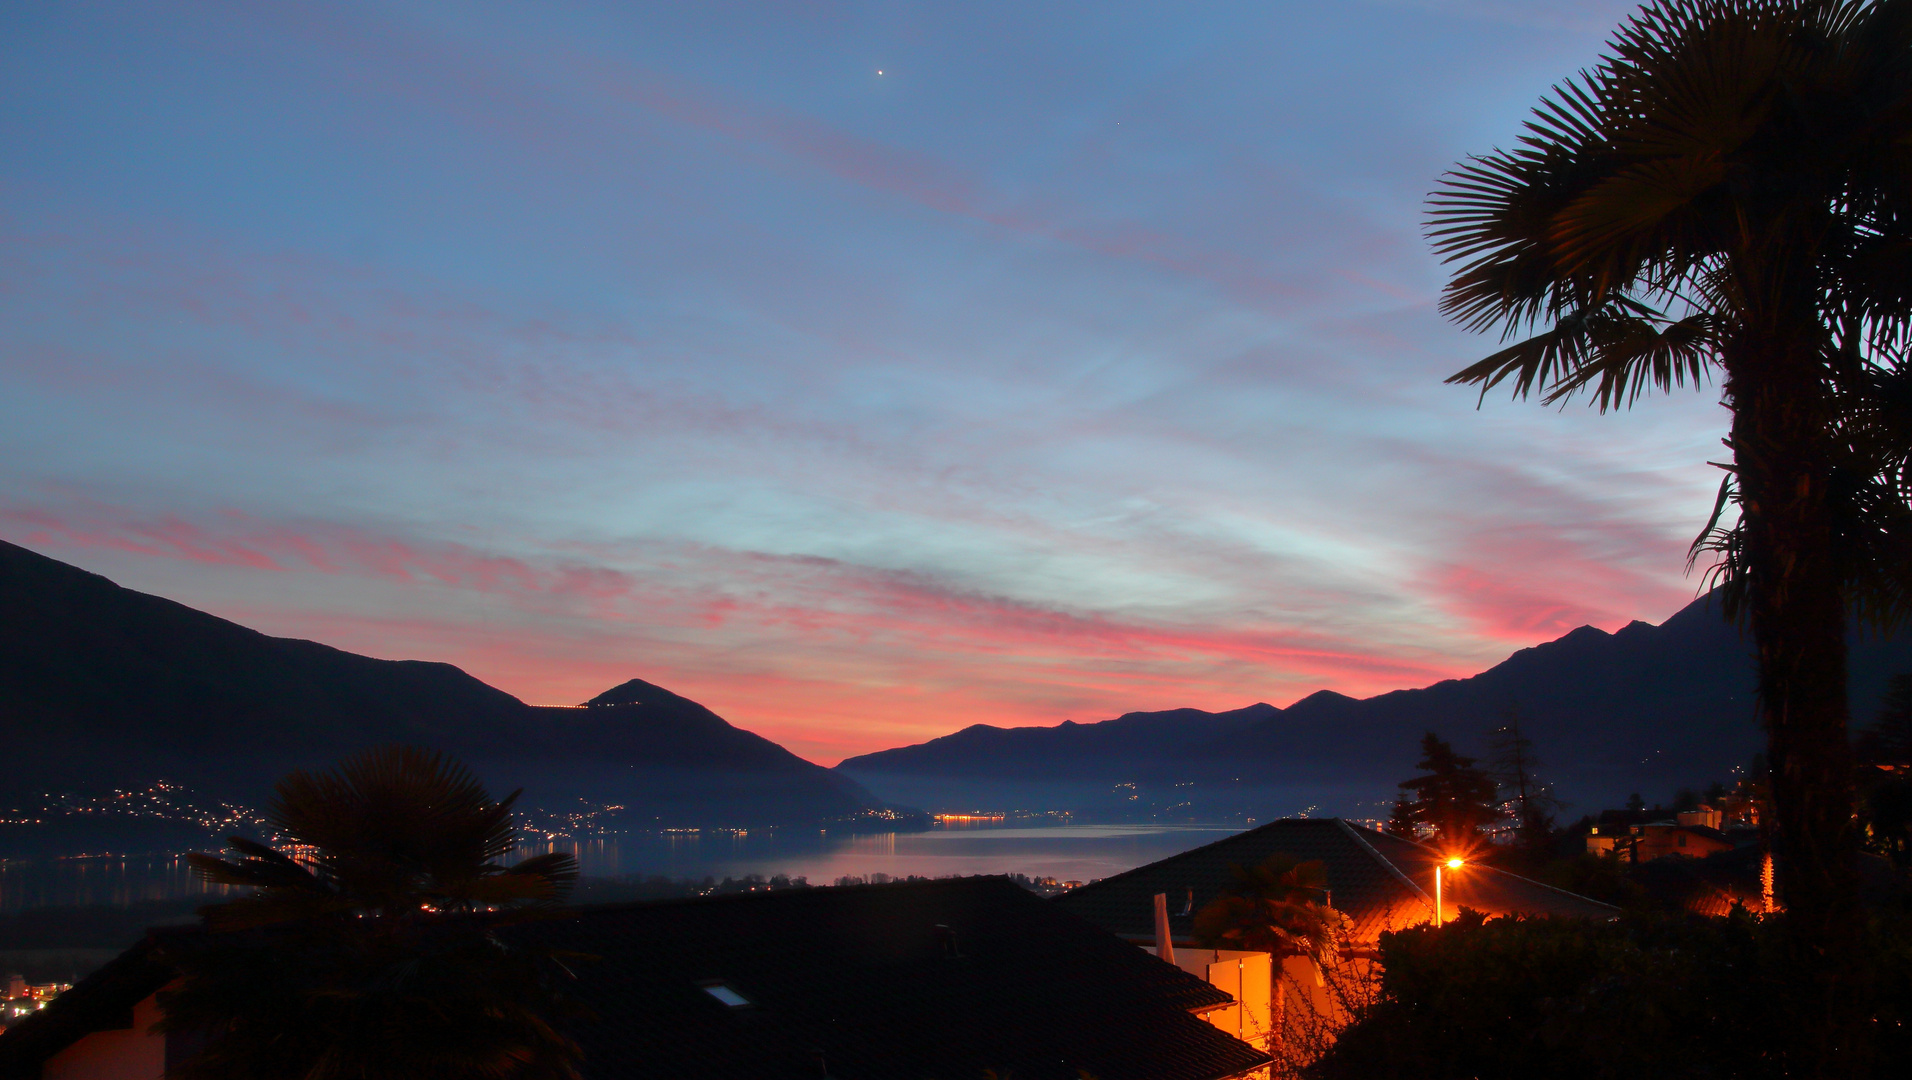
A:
1857;673;1912;866
156;746;584;1080
1857;672;1912;767
1393;733;1500;847
1427;3;1912;1057
1193;853;1340;962
1384;793;1419;840
1193;853;1345;1065
1486;707;1561;858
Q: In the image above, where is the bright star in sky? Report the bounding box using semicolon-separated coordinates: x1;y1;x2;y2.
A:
0;0;1708;764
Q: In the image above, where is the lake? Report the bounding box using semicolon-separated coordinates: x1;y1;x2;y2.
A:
0;823;1245;910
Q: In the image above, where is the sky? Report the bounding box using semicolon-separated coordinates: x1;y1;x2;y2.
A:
0;1;1734;764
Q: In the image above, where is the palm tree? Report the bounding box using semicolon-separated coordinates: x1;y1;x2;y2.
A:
155;746;584;1080
1427;3;1912;1058
1194;854;1344;1063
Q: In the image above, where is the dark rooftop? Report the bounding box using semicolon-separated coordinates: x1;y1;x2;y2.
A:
1055;818;1617;946
515;876;1267;1080
1;877;1271;1080
0;932;176;1079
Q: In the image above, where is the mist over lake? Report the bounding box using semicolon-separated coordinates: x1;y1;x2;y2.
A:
0;823;1249;911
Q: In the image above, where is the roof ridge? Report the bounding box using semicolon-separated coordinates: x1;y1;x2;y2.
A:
1334;819;1434;914
1050;819;1327;895
1339;823;1618;915
1469;863;1620;913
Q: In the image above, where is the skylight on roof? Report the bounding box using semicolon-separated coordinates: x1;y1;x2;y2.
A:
701;982;750;1008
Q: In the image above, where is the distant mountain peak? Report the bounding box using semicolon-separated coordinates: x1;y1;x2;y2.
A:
583;678;684;708
0;539;891;833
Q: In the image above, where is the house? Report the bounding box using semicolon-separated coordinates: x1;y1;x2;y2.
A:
1586;820;1736;862
1057;818;1618;949
0;939;179;1080
0;876;1272;1080
1055;818;1618;1061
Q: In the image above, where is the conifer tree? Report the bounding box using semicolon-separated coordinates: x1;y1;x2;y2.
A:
1856;673;1912;767
1394;733;1501;846
1486;706;1561;857
1385;793;1419;840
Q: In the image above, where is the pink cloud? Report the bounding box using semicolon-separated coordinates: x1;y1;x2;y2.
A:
2;503;1499;762
1418;512;1695;644
4;506;632;605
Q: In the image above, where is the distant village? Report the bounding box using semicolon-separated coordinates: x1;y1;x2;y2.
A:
7;724;1899;1080
11;2;1912;1076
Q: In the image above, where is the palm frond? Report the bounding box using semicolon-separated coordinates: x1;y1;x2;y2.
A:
1543;310;1718;408
1444;295;1716;410
188;844;322;891
168;749;587;1078
462;853;580;908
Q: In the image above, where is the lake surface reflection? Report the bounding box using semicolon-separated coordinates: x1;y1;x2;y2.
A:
0;824;1244;910
0;855;242;912
525;823;1245;886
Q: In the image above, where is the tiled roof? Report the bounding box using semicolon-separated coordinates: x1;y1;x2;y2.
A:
3;878;1270;1080
513;876;1270;1080
1632;844;1768;917
1054;819;1617;947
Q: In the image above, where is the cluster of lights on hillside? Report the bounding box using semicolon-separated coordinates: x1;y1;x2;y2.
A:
0;782;266;834
1;977;70;1031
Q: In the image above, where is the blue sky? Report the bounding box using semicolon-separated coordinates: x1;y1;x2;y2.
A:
1;1;1730;761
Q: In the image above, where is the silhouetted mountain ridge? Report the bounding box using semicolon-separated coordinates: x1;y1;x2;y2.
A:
837;595;1912;814
0;539;887;845
841;703;1276;781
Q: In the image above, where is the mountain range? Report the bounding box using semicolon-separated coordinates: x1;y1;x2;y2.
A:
12;535;1912;855
835;596;1912;820
0;539;892;856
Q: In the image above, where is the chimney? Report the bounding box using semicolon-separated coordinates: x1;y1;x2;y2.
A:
1153;892;1176;964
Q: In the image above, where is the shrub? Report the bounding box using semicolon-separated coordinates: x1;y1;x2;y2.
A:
1310;908;1912;1080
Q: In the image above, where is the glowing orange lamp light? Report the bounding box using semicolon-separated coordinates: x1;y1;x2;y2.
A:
1435;857;1465;926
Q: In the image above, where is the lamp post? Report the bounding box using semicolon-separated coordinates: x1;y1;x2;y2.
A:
1434;857;1464;926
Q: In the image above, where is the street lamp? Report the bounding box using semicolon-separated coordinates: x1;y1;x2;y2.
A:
1435;857;1464;926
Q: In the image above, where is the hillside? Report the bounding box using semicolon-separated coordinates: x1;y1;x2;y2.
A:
836;595;1912;818
0;539;890;853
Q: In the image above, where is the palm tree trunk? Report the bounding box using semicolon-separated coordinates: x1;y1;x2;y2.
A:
1727;325;1866;1074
